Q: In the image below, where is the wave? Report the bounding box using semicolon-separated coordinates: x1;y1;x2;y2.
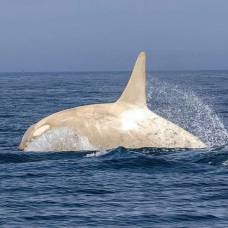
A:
0;151;83;164
2;146;228;170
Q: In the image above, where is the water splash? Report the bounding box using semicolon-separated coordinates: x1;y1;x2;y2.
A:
147;77;228;147
26;127;96;152
85;150;110;157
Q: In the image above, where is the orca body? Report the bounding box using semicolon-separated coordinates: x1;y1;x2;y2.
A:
19;52;206;151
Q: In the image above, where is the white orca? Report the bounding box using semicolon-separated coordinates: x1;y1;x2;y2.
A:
19;52;206;151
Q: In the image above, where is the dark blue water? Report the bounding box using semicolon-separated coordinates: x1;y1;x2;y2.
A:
0;71;228;227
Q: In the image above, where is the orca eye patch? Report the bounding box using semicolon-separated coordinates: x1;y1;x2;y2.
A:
33;125;50;137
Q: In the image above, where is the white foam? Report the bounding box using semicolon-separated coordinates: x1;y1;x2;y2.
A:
26;127;96;152
222;160;228;166
85;150;110;157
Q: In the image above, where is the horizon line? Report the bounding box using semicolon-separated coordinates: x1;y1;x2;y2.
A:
0;69;228;74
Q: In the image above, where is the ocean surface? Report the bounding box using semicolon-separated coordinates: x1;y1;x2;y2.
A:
0;71;228;227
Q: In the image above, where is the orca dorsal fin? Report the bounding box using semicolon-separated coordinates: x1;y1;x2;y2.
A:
117;52;147;108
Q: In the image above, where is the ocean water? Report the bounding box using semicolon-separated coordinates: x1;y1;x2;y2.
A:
0;71;228;227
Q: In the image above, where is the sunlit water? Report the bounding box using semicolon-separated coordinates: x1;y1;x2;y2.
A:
0;71;228;227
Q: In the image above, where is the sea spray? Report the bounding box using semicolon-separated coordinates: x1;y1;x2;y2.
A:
147;76;228;147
